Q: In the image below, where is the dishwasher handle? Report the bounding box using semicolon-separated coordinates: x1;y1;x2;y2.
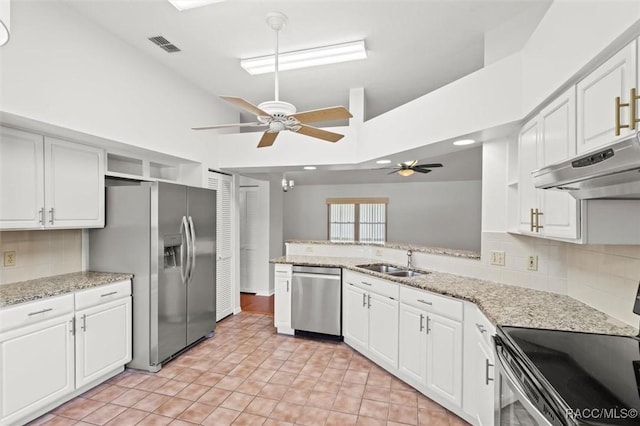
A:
292;272;341;280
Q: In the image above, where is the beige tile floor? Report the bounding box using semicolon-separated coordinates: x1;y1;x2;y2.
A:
29;312;471;426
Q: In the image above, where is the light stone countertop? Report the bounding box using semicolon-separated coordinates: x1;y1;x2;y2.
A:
285;240;481;260
271;255;638;337
0;271;134;308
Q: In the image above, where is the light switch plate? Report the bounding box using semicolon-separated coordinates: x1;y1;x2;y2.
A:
490;250;505;266
3;251;16;267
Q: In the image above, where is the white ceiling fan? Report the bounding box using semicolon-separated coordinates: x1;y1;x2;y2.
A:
193;12;353;148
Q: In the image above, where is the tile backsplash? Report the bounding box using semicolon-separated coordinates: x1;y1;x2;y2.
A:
0;230;83;285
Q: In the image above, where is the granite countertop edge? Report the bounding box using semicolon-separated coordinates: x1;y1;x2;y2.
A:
0;271;134;308
270;255;638;337
285;240;481;260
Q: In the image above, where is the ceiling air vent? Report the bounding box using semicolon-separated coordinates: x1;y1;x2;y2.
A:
148;36;181;53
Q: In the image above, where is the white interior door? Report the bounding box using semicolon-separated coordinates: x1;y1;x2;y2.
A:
239;187;259;293
208;172;235;321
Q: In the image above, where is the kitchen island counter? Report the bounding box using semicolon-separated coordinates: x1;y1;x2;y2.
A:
0;271;133;308
271;255;638;337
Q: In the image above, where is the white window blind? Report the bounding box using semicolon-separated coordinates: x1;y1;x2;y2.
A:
327;198;388;244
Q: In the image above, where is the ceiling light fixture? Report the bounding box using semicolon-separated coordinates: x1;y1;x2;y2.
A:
241;40;367;75
0;0;10;47
167;0;225;11
376;159;391;164
303;166;317;170
453;138;475;146
398;169;414;177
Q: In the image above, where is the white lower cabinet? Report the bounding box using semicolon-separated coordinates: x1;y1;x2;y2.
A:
274;264;293;335
0;305;75;425
0;280;131;426
462;303;496;426
398;286;463;408
343;271;399;372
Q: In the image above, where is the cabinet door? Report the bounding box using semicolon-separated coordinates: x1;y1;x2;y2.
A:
577;41;637;153
343;283;368;353
426;313;462;407
0;314;74;425
398;303;427;389
368;292;399;370
517;118;539;234
538;89;580;239
274;275;292;333
474;339;495;426
0;127;44;229
44;137;105;228
75;297;132;388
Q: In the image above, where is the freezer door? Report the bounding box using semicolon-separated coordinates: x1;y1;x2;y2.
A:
156;182;188;363
186;186;216;345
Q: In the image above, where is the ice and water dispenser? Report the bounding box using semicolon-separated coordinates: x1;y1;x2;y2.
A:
163;234;182;269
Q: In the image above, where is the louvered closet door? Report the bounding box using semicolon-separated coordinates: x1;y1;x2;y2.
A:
208;173;235;321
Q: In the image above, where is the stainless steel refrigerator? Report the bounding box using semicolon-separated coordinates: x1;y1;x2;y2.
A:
89;181;216;372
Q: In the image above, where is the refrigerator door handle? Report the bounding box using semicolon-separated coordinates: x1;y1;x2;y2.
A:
187;216;197;283
181;216;192;284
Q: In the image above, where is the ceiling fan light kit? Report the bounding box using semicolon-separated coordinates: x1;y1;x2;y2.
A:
193;11;353;148
398;169;414;177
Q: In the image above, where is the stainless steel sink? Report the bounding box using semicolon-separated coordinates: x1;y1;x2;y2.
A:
356;263;403;273
386;270;424;278
355;263;427;278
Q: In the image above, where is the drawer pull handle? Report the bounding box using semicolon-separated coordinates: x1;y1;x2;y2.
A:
476;323;487;333
485;359;494;385
101;291;118;298
28;308;53;316
362;281;373;286
417;299;432;305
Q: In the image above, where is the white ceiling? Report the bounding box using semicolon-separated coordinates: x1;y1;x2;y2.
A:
63;0;549;183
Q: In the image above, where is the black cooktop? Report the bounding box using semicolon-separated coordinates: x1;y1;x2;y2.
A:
503;327;640;426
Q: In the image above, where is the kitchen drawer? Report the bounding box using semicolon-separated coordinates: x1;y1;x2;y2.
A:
344;270;399;300
274;263;293;277
75;280;131;311
0;294;74;333
400;286;463;322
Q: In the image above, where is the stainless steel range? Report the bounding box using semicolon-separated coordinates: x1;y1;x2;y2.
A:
494;282;640;426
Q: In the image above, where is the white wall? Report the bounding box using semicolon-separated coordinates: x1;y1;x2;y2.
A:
268;175;284;294
283;180;482;251
0;230;82;285
0;1;235;167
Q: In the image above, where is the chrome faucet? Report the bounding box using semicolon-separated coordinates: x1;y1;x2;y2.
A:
407;249;413;268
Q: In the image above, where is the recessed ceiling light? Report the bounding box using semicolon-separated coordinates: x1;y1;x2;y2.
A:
241;40;368;75
453;139;475;146
376;159;391;164
303;166;317;170
167;0;224;11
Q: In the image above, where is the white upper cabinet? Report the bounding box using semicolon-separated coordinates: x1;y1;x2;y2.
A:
45;137;105;229
0;127;45;229
577;41;637;153
0;127;105;230
517;89;580;239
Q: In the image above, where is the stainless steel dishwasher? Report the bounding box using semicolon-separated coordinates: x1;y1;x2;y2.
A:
291;265;342;337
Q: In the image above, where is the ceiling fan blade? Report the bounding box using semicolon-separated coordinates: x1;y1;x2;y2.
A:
413;168;433;174
220;96;272;117
257;131;279;148
416;163;443;168
290;106;353;124
387;169;400;175
192;122;264;130
294;124;344;143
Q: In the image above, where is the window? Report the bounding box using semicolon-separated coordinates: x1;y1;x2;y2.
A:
327;198;388;243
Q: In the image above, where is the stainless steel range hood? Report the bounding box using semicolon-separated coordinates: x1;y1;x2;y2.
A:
532;132;640;199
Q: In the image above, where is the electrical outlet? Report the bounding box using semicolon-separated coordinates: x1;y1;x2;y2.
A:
490;250;505;266
3;251;16;267
527;255;538;271
304;246;314;253
374;249;383;257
